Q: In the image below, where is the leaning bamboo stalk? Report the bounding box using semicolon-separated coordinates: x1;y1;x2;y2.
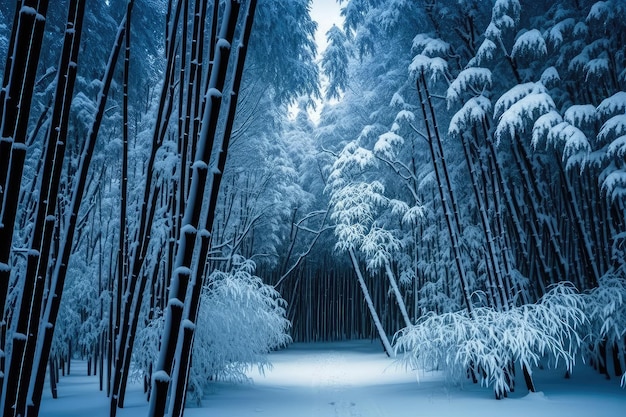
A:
12;2;87;416
0;3;50;390
28;8;127;417
147;3;243;417
110;1;183;412
416;71;473;317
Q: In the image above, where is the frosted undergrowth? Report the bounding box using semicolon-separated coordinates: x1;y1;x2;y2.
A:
394;282;586;396
134;256;290;405
395;273;626;395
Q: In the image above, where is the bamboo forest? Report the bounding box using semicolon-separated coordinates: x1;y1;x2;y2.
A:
0;0;625;416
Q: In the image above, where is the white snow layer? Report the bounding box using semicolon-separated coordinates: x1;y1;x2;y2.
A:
38;340;626;417
512;29;547;59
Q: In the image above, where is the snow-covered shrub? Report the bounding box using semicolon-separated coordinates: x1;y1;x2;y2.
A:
134;257;290;403
394;282;586;397
133;312;164;382
583;270;626;371
188;257;290;401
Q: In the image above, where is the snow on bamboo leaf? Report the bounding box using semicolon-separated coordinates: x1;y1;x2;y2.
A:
602;170;626;202
409;55;447;82
360;227;401;270
584;57;610;81
394;282;586;396
446;67;492;106
495;83;555;144
449;96;492;136
493;0;520;22
468;39;496;66
564;104;597;128
322;25;350;100
587;1;616;22
373;131;404;159
494;82;539;117
547;122;591;167
532;110;562;148
606;135;626;159
598;114;626;144
545;18;575;47
597;91;626;117
326;142;376;188
583;272;626;360
568;39;610;74
328;177;387;253
512;29;546;59
411;34;450;57
540;66;560;87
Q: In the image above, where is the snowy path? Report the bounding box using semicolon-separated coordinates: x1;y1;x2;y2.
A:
40;340;626;417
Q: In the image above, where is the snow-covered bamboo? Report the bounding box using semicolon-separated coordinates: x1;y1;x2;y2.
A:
416;70;474;317
147;2;244;416
9;2;87;416
0;3;50;400
349;248;394;357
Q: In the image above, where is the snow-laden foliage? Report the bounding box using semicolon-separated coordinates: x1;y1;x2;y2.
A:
600;168;626;202
547;122;591;168
409;54;448;82
598;114;626;145
485;0;520;43
449;96;492;136
606;135;626;159
597;92;626;117
394;282;586;396
494;82;534;117
360;227;402;270
250;0;320;104
136;257;290;403
494;82;555;143
322;25;351;100
373;131;405;160
584;273;626;354
446;67;492;105
329;181;387;251
532;110;563;148
568;39;611;76
540;66;560;88
512;29;547;59
584;56;611;81
192;258;290;384
411;34;450;57
545;17;575;47
326;142;377;190
468;39;497;67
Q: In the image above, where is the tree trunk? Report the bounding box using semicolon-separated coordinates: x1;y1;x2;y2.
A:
383;261;411;327
416;71;473;317
28;12;128;417
5;2;86;415
349;248;394;357
0;2;50;399
148;3;260;415
460;131;507;310
110;0;182;411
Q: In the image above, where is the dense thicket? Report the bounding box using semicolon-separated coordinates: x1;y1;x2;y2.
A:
319;0;626;398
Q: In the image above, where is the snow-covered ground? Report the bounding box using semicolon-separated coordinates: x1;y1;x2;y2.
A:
40;340;626;417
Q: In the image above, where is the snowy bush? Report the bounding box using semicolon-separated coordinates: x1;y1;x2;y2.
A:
394;282;586;397
134;257;290;403
582;271;626;371
188;257;290;400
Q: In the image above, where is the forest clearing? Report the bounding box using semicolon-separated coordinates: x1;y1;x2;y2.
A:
39;341;626;417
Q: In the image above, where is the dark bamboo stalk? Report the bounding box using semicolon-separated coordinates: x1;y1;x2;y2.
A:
0;2;50;395
29;10;128;417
